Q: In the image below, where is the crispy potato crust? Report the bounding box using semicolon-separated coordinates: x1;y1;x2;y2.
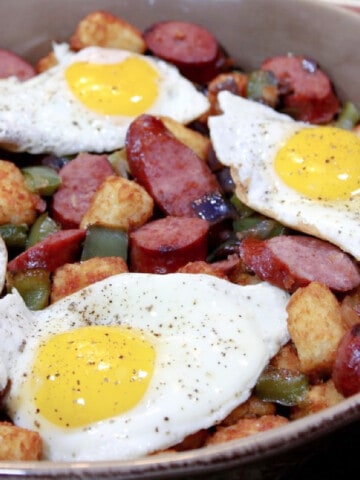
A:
35;51;58;73
287;282;347;376
206;415;289;445
177;261;227;279
291;380;344;420
80;176;154;231
270;342;302;372
0;422;42;460
160;116;211;162
70;11;146;53
0;160;41;225
221;396;276;427
51;256;128;303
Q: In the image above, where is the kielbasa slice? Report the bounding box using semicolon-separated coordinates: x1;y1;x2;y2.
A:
240;235;360;292
0;49;36;80
143;20;227;84
7;229;86;272
261;55;340;124
126;114;219;217
130;216;209;273
51;153;114;228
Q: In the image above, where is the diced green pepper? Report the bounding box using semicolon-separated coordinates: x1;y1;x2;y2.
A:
81;225;128;261
26;213;61;248
230;194;255;218
255;366;309;406
246;70;278;107
0;223;28;249
334;101;360;130
6;269;51;310
22;166;61;196
233;216;287;239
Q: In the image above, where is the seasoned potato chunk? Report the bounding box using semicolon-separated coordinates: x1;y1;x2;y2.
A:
160;116;211;162
80;176;154;231
291;380;344;420
177;261;227;279
0;160;41;225
270;342;302;372
70;11;146;53
36;51;58;73
206;415;289;445
0;422;42;460
51;256;128;303
205;72;247;117
221;396;276;427
287;282;347;376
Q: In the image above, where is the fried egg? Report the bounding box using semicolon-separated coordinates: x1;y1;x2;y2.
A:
0;273;289;461
0;44;209;155
209;91;360;260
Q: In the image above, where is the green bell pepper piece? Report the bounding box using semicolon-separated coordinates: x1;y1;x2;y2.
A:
7;269;51;310
22;166;61;196
81;225;128;261
27;213;60;248
255;366;309;406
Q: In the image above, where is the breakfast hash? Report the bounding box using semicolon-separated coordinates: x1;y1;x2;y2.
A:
0;10;359;461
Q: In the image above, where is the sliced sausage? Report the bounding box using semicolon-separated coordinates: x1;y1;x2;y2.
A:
126;114;219;217
0;49;36;80
7;229;86;272
261;55;340;124
240;235;360;292
143;20;228;84
130;216;209;273
51;153;114;228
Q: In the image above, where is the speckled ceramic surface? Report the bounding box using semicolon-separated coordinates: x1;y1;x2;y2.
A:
0;0;359;478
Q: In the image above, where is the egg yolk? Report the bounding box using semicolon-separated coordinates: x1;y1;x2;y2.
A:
65;56;159;116
30;325;155;428
274;126;360;200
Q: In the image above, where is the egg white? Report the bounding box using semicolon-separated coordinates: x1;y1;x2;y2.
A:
209;91;360;260
0;272;289;462
0;44;209;156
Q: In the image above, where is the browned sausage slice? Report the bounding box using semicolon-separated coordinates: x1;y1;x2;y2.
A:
261;55;340;124
51;153;114;228
130;216;209;273
240;235;360;292
143;20;227;84
126;114;219;217
7;229;86;272
0;49;36;80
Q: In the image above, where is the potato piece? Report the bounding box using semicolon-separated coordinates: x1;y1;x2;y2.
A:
160;116;211;162
206;415;289;445
341;286;360;328
51;256;128;303
291;379;344;420
0;422;42;460
36;51;58;73
199;71;247;123
287;282;347;376
270;342;302;372
0;160;41;225
80;176;154;231
177;261;227;279
70;11;146;53
221;396;276;427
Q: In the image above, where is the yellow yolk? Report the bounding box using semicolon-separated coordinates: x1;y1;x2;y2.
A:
30;325;155;428
274;126;360;200
65;56;159;116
